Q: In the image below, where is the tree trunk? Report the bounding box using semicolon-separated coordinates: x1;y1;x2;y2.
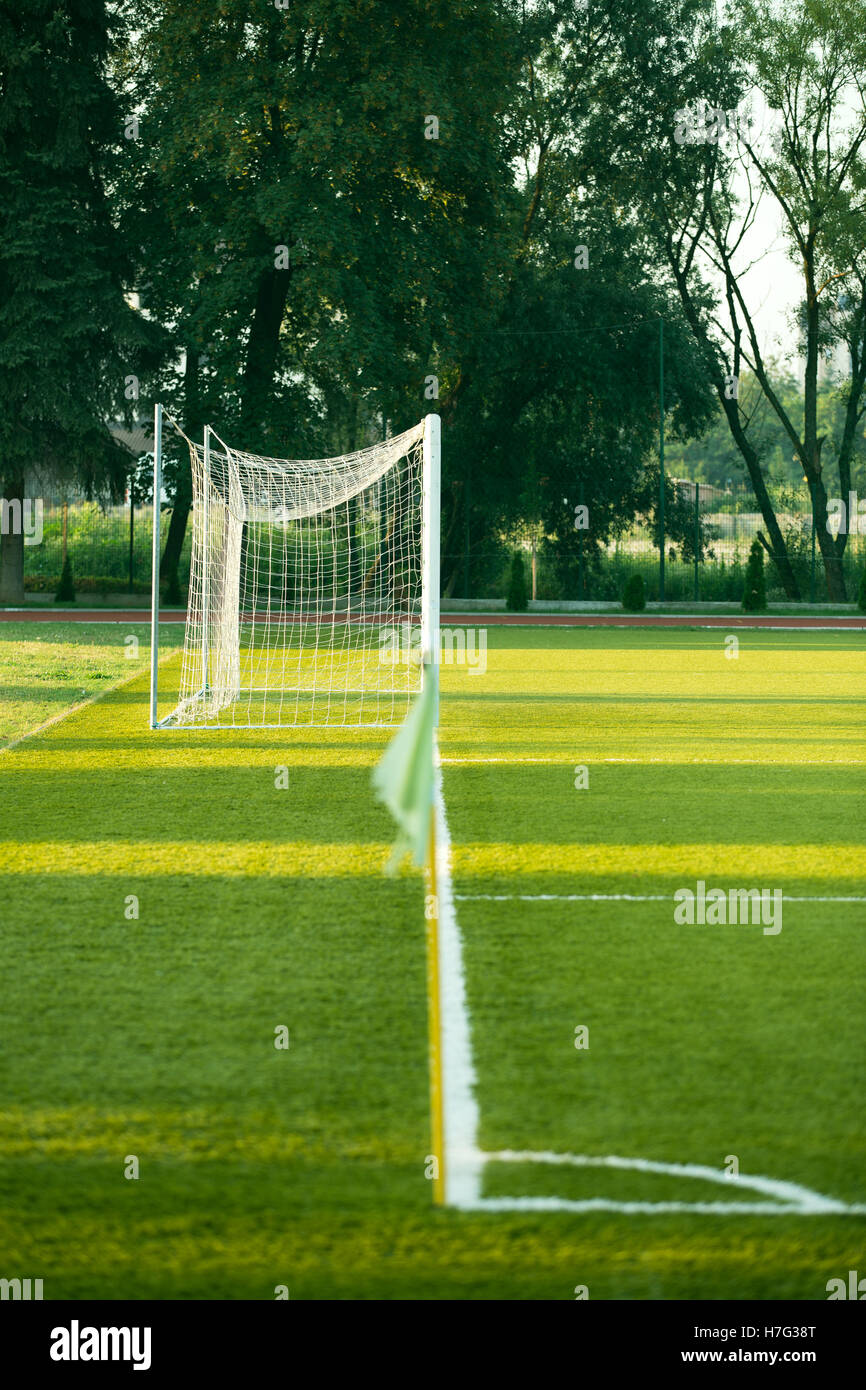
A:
669;257;801;597
810;469;847;602
159;348;202;585
732;433;802;600
0;474;26;604
240;263;292;441
441;481;466;597
801;247;847;602
159;469;192;584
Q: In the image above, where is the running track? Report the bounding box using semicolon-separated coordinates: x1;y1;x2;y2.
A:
2;609;864;629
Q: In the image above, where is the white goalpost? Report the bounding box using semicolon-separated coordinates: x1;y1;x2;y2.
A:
150;406;440;730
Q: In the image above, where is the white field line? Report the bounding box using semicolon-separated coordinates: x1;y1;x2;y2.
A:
438;770;866;1215
459;1196;866;1214
434;754;483;1207
458;1151;866;1215
440;757;865;766
455;894;866;904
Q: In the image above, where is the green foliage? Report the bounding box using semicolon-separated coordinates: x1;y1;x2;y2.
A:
27;574;149;595
664;370;866;492
23;500;187;584
120;0;517;455
0;1;164;602
0;3;161;486
858;569;866;612
439;0;719;596
742;538;767;611
506;552;528;610
622;573;646;611
55;556;76;603
624;0;866;598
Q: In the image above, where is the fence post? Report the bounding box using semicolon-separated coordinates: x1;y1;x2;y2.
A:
693;482;700;602
150;403;163;729
578;479;585;599
463;467;470;598
658;316;665;602
531;530;537;601
810;492;817;603
128;483;135;591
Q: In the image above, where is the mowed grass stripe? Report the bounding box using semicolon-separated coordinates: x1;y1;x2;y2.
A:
3;842;864;883
0;841;396;876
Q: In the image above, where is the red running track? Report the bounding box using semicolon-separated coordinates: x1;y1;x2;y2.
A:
1;609;864;629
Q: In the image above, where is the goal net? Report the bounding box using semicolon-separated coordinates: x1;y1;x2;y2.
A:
151;414;439;729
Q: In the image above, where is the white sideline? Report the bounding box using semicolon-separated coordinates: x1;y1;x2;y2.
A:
436;771;866;1215
459;1196;866;1214
434;756;483;1206
455;893;866;904
440;757;865;766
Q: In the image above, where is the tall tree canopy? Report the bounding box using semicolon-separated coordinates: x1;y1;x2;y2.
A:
116;0;519;578
614;0;866;599
437;0;717;594
7;0;860;602
0;0;156;601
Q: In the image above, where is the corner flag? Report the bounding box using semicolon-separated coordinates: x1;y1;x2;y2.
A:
371;661;445;1204
371;664;438;873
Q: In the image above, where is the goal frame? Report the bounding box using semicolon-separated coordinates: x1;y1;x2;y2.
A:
149;405;440;730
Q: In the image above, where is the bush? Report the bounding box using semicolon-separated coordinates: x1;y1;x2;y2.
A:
26;574;150;595
741;538;767;611
506;552;528;611
55;556;76;602
858;569;866;613
622;573;646;611
163;566;183;605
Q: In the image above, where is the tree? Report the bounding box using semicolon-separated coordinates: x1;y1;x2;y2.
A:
664;366;866;495
55;555;76;603
621;0;866;600
622;574;646;611
506;552;528;610
729;0;866;601
115;0;518;572
742;536;767;610
0;0;158;602
438;0;719;595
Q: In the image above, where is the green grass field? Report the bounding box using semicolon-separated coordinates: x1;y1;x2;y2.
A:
0;623;864;1298
0;623;185;747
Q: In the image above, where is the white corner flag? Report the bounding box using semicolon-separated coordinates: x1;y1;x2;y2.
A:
370;660;446;1205
371;664;438;873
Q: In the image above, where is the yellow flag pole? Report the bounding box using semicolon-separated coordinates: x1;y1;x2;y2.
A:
426;781;446;1206
422;412;443;1204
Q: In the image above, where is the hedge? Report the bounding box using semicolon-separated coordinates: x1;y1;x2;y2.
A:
24;575;153;595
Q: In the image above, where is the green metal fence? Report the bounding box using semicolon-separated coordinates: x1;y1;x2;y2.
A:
23;494;191;595
443;479;865;604
23;481;865;603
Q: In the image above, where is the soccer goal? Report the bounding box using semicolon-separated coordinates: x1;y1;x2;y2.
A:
149;407;440;729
